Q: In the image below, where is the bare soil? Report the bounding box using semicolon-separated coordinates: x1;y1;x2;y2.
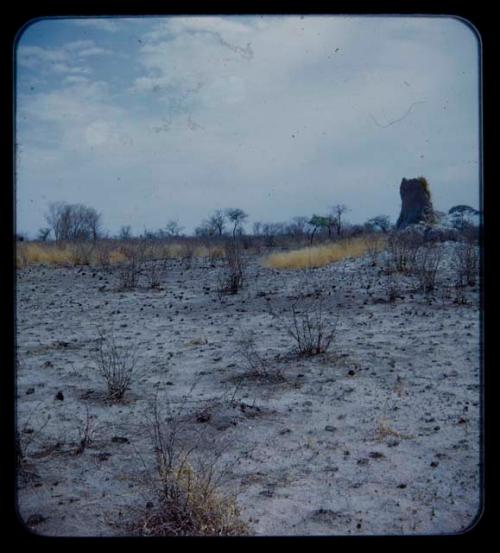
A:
15;244;481;536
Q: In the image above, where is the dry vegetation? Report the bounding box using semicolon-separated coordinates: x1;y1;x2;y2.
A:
262;236;385;270
16;240;225;269
15;225;481;536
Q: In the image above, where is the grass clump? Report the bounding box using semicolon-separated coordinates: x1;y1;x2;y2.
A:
133;397;250;537
262;237;378;270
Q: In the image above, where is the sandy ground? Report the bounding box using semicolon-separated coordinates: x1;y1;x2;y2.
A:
15;242;482;536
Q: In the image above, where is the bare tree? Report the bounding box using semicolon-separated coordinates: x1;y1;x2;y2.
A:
119;225;133;240
164;220;184;238
45;202;102;242
36;227;51;242
330;204;350;238
208;210;227;236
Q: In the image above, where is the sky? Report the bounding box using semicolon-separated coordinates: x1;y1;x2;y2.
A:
15;15;481;238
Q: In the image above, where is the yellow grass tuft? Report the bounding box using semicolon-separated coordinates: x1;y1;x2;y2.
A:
262;237;381;270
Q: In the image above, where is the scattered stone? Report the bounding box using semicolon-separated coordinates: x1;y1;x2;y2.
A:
96;452;111;462
369;451;385;459
26;387;35;395
111;436;129;444
324;425;336;433
55;391;64;401
196;412;211;423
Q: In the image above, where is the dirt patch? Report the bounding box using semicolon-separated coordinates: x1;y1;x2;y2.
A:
15;246;481;536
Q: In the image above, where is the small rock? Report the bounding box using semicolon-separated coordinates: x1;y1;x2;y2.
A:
111;436;129;444
97;452;111;461
369;451;385;459
324;425;336;433
397;483;407;489
26;388;35;395
55;391;64;401
196;412;211;423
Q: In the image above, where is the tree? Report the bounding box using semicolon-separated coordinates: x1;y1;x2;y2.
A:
37;227;51;242
194;222;217;238
164;220;184;237
118;225;132;240
308;214;330;244
225;208;248;240
252;222;262;236
286;216;309;238
45;202;102;242
330;204;350;238
208;209;226;236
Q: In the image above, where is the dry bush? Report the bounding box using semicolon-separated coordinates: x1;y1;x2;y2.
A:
270;293;337;356
131;396;249;537
118;241;146;289
451;241;478;287
386;231;423;273
207;245;225;263
364;234;386;266
70;240;96;266
143;256;165;289
92;328;136;401
236;331;284;382
413;244;443;293
181;241;197;268
217;241;245;297
262;237;370;270
94;240;115;269
73;406;99;455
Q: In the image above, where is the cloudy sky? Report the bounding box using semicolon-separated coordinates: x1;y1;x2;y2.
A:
16;15;480;237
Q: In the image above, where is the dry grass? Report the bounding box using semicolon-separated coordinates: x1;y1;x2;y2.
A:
262;237;384;270
16;241;225;269
132;396;250;537
137;462;250;536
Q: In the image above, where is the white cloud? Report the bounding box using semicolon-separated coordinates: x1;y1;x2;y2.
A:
17;39;111;76
16;16;480;237
73;18;121;32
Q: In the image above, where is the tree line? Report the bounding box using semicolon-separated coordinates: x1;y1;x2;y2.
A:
32;202;392;244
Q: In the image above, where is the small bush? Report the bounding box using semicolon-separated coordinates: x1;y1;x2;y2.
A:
365;234;386;266
236;331;284;382
270;293;337;356
386;231;423;273
217;241;245;297
413;244;443;293
92;329;136;401
452;241;478;287
118;242;146;289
